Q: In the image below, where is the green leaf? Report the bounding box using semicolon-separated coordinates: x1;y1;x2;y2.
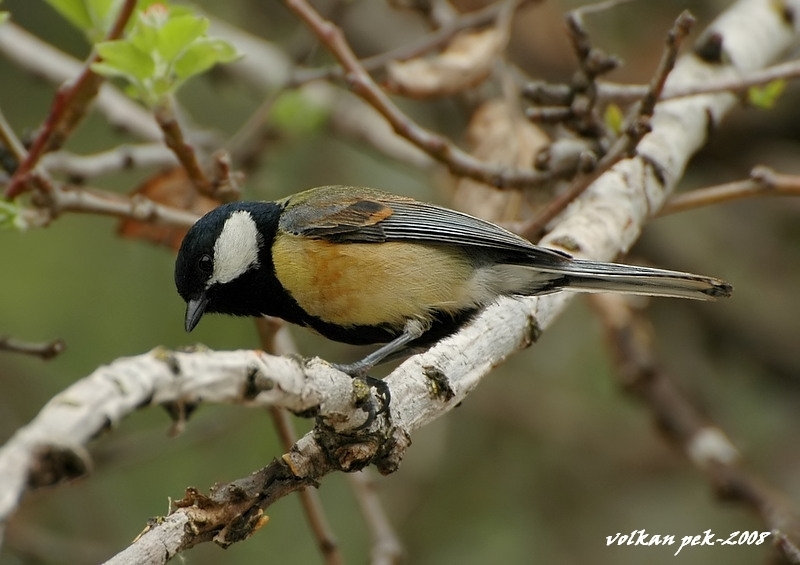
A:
157;15;209;61
89;2;240;106
45;0;134;42
0;200;27;231
130;18;159;54
748;79;786;109
44;0;181;42
86;0;116;26
90;61;132;81
44;0;93;31
95;40;155;81
173;38;240;80
151;76;176;99
0;12;8;24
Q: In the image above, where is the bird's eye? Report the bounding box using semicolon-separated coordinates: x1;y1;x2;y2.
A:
198;254;213;274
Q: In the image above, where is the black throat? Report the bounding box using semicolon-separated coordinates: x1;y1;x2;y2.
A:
204;201;309;326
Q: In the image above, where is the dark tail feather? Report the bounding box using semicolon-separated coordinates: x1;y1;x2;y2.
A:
545;259;733;301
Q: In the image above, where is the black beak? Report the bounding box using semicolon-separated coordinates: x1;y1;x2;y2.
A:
185;295;208;332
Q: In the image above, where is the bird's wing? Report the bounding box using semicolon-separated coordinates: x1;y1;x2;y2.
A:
279;190;393;242
278;186;572;263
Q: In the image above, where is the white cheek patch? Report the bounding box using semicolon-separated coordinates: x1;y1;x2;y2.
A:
208;210;262;287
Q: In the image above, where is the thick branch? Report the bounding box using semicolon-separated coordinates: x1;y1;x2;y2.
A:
0;350;378;528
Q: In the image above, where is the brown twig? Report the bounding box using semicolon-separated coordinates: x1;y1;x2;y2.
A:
660;57;800;101
154;97;215;198
590;294;800;564
560;3;623;135
269;406;343;565
254;317;344;565
0;106;27;165
347;470;404;564
171;457;321;551
255;317;407;565
282;0;555;189
525;0;635;136
290;1;535;86
639;10;695;116
0;336;65;360
4;0;138;199
27;174;199;228
519;10;694;240
658;165;800;216
518;118;649;240
551;55;800;107
255;317;402;563
39;143;177;181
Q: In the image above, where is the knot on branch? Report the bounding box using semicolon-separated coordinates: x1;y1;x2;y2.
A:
28;443;92;488
168;458;315;549
314;420;411;476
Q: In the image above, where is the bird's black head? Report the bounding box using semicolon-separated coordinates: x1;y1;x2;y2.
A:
175;201;281;332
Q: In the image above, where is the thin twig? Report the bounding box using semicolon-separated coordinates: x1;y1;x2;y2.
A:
566;58;800;106
27;175;199;228
255;318;403;564
570;0;638;17
640;11;694;115
347;471;404;565
0;336;65;360
290;0;535;86
519;120;646;240
536;0;627;138
0;22;167;141
4;0;138;199
519;10;694;239
590;294;800;564
154;97;214;197
0;106;28;164
270;407;343;565
39;143;177;181
663;57;800;101
282;0;555;189
254;315;404;564
254;318;344;565
659;165;800;216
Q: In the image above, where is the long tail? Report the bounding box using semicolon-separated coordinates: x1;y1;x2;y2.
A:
547;259;733;300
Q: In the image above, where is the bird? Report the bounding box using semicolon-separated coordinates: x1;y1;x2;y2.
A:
175;185;732;375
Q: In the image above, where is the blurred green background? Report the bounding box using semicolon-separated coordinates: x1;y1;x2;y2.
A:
2;1;800;563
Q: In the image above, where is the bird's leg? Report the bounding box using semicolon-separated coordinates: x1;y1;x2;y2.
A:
332;320;427;424
332;319;427;377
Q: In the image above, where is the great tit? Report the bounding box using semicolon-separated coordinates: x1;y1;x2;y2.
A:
175;185;732;374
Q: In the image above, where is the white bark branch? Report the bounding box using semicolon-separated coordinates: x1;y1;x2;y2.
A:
0;351;364;537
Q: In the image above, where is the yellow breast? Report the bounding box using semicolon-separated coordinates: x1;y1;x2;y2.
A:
271;233;475;327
